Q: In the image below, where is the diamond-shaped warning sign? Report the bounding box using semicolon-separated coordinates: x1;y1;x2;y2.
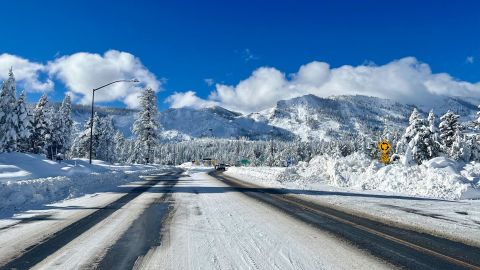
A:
378;140;391;153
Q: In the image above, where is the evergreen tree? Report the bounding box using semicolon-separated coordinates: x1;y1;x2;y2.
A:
15;91;32;152
46;95;73;159
426;110;441;158
59;95;73;154
439;110;460;153
0;68;18;152
132;88;160;163
476;105;480;129
46;106;62;159
30;94;51;154
449;130;470;161
71;113;102;159
398;108;434;164
114;131;126;163
96;116;116;162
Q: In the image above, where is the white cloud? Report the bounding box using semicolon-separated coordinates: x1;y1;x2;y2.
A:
166;91;217;109
204;78;215;86
48;50;161;108
166;57;480;113
466;56;475;64
0;54;54;92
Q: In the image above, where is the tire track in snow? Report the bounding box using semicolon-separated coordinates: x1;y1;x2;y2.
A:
94;175;178;270
0;169;183;270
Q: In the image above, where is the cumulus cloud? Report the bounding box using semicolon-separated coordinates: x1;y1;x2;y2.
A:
166;91;217;109
166;57;480;114
0;54;53;91
48;50;161;108
466;56;475;64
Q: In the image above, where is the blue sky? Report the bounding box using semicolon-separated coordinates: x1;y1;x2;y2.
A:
0;0;479;112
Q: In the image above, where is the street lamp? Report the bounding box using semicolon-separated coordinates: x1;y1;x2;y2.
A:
89;79;139;164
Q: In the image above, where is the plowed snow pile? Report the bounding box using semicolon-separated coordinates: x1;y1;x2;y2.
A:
0;152;167;217
226;153;480;200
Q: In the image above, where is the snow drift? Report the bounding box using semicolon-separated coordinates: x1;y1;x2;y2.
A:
0;152;167;217
226;153;480;200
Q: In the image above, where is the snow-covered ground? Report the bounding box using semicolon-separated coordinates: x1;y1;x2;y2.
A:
0;152;167;217
227;153;480;200
225;154;480;246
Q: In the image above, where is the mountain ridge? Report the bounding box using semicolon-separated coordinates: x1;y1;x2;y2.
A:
64;94;479;142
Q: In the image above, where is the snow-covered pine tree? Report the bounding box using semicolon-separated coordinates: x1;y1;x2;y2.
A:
16;91;33;152
113;131;126;163
426;110;441;158
132;88;160;164
397;108;421;162
30;94;51;154
96;116;116;162
70;113;101;159
475;105;480;129
473;105;480;161
449;130;471;161
59;95;73;155
46;94;74;159
398;108;433;164
439;110;460;154
0;68;19;152
46;106;61;159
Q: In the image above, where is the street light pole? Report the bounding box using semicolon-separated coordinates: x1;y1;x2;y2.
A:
89;79;139;164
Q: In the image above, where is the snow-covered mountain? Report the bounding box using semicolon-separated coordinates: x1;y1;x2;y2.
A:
69;104;137;137
69;104;293;141
248;95;417;141
159;106;293;140
67;94;479;142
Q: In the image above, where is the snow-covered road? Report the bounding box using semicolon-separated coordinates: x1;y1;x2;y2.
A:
0;167;391;269
0;167;479;270
135;168;390;270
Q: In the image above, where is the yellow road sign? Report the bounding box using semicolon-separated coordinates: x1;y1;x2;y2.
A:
378;140;391;165
380;153;390;164
378;140;391;153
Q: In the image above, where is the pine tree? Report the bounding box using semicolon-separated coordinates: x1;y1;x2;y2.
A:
475;105;480;129
0;68;18;152
71;113;101;159
398;108;434;164
449;130;470;161
59;95;73;155
16;91;33;152
114;131;126;163
31;94;51;154
132;88;160;164
45;107;58;159
426;110;441;158
96;116;116;162
439;110;460;154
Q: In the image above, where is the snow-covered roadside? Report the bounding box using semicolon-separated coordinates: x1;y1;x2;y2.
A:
0;152;168;217
225;154;480;246
228;153;480;200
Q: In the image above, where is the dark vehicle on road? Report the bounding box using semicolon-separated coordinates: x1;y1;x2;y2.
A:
215;163;227;171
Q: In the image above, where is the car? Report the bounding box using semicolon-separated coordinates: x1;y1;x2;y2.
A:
215;163;226;171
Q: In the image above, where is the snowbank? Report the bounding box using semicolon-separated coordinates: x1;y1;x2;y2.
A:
0;152;168;217
226;153;480;200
